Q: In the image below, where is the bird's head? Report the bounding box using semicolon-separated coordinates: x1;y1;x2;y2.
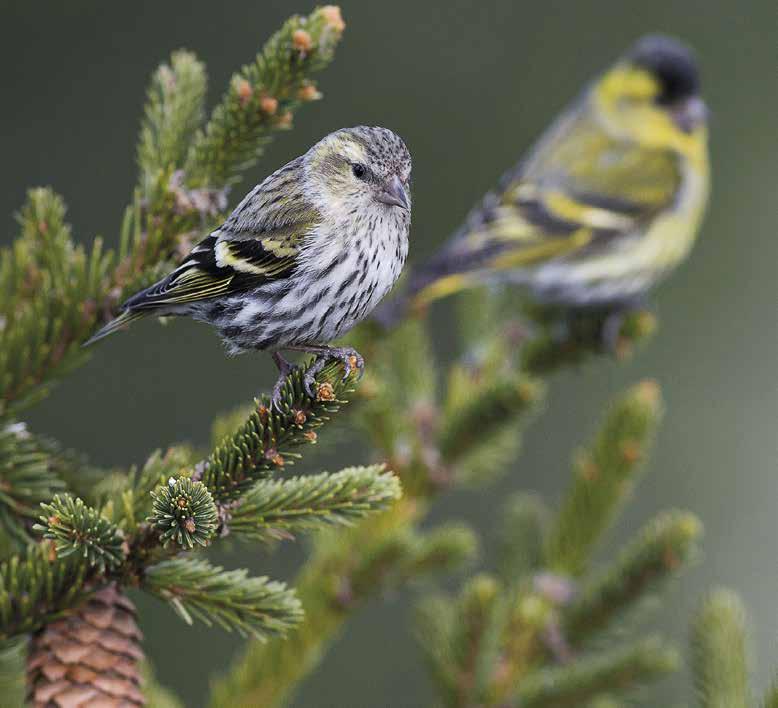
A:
593;35;708;156
304;126;412;222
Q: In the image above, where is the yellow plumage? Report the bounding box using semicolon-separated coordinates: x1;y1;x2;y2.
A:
398;34;710;314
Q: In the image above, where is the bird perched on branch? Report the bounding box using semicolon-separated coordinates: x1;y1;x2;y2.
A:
379;35;709;338
86;126;412;406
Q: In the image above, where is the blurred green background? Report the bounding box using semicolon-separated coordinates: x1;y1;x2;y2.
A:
1;1;775;705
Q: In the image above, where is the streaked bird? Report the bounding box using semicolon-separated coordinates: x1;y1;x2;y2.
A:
86;126;412;405
382;35;709;334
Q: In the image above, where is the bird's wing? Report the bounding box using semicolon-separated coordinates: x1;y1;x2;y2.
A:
408;104;681;306
123;158;321;310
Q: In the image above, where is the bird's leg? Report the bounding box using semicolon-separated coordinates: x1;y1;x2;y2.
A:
286;345;365;398
600;296;650;355
270;351;296;410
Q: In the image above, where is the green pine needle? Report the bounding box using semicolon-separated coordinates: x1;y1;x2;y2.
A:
145;557;303;639
228;465;401;541
34;494;125;573
150;477;218;549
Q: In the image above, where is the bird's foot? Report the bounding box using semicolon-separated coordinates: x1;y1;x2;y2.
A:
289;346;365;398
270;351;296;411
302;357;328;399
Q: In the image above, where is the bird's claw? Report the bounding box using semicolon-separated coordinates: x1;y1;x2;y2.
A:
303;358;327;399
301;347;364;399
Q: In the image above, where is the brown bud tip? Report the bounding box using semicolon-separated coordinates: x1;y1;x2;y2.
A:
321;5;346;33
578;457;599;481
275;110;293;129
176;497;188;509
257;404;269;423
292;29;313;52
48;515;61;526
260;95;279;115
272;453;285;467
620;439;643;464
347;355;359;375
184;518;196;534
316;382;336;401
634;379;662;408
297;83;322;101
235;77;252;106
304;431;318;443
47;540;58;562
293;409;307;426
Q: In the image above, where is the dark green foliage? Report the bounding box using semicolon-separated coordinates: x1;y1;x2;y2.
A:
0;545;90;639
145;558;302;639
150;477;218;549
0;422;67;545
34;494;126;573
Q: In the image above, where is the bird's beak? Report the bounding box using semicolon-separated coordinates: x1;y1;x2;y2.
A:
672;96;708;133
377;175;409;210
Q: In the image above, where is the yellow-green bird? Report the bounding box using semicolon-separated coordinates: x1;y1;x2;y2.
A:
384;34;709;325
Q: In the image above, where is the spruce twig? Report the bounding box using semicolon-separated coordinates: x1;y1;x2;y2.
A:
691;589;751;708
544;381;663;577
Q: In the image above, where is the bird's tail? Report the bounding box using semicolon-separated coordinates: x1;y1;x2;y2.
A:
82;309;147;347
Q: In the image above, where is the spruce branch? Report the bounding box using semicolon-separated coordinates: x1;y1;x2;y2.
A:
521;305;658;377
415;594;460;703
227;465;401;542
439;373;544;485
149;477;218;549
563;510;701;647
183;5;346;188
34;494;126;573
544;380;663;577
199;360;352;503
0;189;113;414
514;637;678;707
144;557;302;639
0;544;91;639
496;493;549;585
0;422;67;545
137;49;208;193
690;589;751;708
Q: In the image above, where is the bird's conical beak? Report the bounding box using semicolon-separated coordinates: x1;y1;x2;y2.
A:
673;96;708;133
377;175;409;210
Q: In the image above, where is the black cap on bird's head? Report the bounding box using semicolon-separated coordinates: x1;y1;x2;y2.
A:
629;34;699;103
628;34;706;132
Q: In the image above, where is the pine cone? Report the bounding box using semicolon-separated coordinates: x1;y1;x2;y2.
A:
27;584;145;707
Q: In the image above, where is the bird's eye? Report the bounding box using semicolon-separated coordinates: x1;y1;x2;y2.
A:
352;163;367;179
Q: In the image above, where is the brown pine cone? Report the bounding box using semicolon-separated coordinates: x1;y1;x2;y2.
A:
26;584;145;707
